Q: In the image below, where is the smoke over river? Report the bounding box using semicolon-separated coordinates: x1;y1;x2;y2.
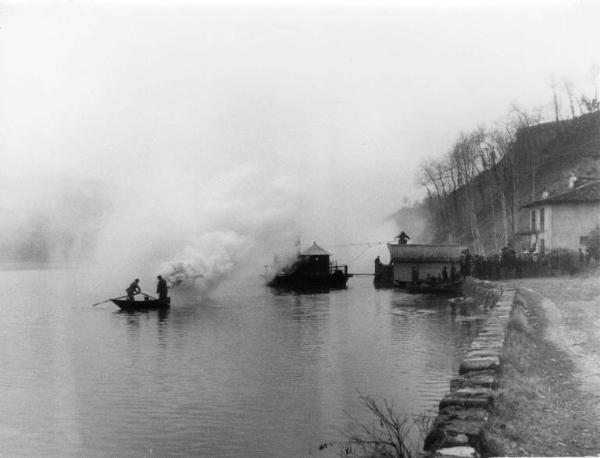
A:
83;165;309;297
158;231;248;294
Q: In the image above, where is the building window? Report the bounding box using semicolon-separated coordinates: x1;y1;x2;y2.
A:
540;208;545;232
540;239;545;255
531;210;536;232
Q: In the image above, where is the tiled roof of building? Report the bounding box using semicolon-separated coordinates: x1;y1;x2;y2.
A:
521;180;600;208
301;242;330;256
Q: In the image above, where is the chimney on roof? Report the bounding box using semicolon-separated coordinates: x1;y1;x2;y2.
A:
568;172;577;188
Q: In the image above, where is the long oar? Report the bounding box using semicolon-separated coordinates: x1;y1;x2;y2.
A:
92;295;129;307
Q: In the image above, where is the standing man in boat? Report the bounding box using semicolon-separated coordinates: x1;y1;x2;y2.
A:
442;265;449;283
411;265;419;283
126;278;141;301
450;263;457;282
156;275;168;301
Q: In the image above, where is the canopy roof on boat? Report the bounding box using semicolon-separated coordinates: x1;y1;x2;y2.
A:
301;242;330;257
388;243;466;263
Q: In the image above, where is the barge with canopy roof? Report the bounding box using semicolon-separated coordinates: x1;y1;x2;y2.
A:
374;233;466;294
266;242;352;290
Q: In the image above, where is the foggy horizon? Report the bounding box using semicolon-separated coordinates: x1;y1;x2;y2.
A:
1;0;599;291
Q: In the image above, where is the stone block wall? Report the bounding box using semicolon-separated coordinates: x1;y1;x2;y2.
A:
422;278;515;458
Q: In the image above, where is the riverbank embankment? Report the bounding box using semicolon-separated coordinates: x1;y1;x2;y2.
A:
423;272;600;457
423;278;512;455
483;273;600;455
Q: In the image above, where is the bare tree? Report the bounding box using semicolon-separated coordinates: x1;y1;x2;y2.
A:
508;104;545;203
317;394;434;458
581;63;600;113
450;132;486;254
418;125;512;252
591;63;599;104
418;158;456;242
581;94;600;113
489;126;515;245
562;77;580;119
549;76;562;128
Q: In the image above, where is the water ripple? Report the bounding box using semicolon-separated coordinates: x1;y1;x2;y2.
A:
0;274;483;457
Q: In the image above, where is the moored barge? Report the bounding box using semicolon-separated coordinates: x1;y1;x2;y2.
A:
266;242;352;291
374;236;466;294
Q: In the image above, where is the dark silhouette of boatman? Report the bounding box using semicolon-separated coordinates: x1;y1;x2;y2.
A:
397;231;410;244
156;275;168;301
126;279;140;301
411;265;419;283
442;266;449;283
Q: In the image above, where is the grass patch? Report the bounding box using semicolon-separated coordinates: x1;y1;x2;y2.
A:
483;292;600;456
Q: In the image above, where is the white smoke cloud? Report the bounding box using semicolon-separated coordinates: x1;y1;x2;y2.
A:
158;230;248;297
151;165;306;296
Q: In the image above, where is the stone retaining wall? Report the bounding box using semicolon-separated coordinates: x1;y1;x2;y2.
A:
422;278;516;458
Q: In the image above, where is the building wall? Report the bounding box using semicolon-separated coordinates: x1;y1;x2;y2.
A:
527;202;600;252
527;205;551;254
549;202;600;251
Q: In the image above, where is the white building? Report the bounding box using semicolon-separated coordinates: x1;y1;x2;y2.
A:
520;179;600;254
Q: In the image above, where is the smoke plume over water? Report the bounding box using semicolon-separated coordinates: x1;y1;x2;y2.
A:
158;231;248;296
108;165;308;297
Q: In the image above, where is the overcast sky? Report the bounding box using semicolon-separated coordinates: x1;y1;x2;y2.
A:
1;0;599;271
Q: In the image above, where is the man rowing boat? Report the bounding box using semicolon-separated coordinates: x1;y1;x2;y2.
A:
126;279;141;301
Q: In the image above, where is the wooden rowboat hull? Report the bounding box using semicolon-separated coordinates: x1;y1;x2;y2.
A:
111;297;171;310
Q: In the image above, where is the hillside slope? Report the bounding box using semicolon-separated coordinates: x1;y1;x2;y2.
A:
405;112;600;254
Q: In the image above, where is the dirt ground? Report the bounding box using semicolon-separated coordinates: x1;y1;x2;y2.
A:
514;273;600;414
489;271;600;455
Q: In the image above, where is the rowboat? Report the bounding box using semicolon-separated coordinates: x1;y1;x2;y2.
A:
111;296;171;311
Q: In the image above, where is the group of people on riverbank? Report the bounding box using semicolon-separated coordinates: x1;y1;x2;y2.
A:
468;246;597;280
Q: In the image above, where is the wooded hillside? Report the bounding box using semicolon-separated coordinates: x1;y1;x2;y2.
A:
405;111;600;255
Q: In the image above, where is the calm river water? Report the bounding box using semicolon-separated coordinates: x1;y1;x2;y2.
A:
0;268;484;457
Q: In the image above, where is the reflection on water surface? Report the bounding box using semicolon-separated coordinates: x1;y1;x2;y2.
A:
0;271;485;457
